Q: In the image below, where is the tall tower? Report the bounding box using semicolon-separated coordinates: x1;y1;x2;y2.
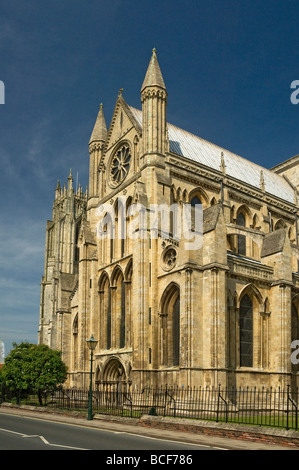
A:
141;48;168;158
38;171;87;349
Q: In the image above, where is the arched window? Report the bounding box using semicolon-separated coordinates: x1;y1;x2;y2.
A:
112;267;126;349
239;294;253;367
236;211;246;255
106;285;112;350
190;195;202;233
172;295;180;366
190;195;202;207
236;212;246;226
274;219;286;230
74;220;81;264
120;279;126;348
100;212;114;263
292;303;299;373
99;273;111;350
160;284;180;367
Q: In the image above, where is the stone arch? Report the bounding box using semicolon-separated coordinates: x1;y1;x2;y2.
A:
252;213;259;229
113;197;126;258
111;264;124;287
111;265;126;349
100;357;128;397
291;295;299;373
98;271;111;350
102;356;126;383
274;219;287;230
238;284;265;368
182;189;188;202
160;282;180;367
236;204;252;227
124;258;133;282
176;186;182;201
238;283;263;308
98;270;110;291
189;187;208;209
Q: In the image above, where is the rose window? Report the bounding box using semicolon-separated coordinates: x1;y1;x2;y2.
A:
110;145;131;185
162;247;177;270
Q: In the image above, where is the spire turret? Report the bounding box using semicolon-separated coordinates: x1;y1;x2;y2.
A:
89;103;107;144
68;168;73;193
89;103;107;198
141;49;168;157
141;48;166;92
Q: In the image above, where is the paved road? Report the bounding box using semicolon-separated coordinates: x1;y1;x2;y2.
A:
0;413;218;451
0;407;296;452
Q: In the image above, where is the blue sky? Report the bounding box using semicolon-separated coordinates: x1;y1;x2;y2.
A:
0;0;298;357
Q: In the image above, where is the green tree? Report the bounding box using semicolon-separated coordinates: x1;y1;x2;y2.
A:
1;342;67;405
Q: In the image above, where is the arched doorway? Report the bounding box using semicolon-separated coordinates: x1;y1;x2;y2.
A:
101;358;127;403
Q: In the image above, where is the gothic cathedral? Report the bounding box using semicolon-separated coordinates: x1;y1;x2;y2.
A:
38;50;299;391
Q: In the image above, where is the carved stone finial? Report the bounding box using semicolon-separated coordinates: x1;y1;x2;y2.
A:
260;170;265;191
220;151;226;174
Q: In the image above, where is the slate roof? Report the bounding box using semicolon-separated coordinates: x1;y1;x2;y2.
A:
261;229;287;257
128;106;295;205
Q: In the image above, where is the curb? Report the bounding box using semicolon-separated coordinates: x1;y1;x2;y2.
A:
136;415;299;448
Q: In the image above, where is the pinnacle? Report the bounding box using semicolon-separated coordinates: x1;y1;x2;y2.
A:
89;102;108;144
141;48;166;92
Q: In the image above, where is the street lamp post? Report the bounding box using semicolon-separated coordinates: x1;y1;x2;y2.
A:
86;334;98;420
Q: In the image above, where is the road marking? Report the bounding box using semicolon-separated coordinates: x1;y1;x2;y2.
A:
0;412;228;450
0;426;88;450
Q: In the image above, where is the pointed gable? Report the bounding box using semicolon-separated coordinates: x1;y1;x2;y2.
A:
104;92;142;152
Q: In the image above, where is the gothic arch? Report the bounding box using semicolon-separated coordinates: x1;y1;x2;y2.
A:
98;271;111;350
111;265;124;287
274;219;287;230
291;297;299;372
110;265;126;349
72;313;78;334
176;187;182;201
238;283;263;308
113;198;126;258
160;282;180;367
252;213;259;229
100;357;128;396
102;356;126;383
237;284;266;369
189;187;208;209
236;204;252;226
124;258;133;282
98;270;110;291
182;189;188;202
160;282;180;311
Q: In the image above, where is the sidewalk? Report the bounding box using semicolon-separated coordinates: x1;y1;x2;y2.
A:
1;402;298;450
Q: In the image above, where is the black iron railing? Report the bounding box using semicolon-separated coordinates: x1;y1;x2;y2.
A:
24;384;299;431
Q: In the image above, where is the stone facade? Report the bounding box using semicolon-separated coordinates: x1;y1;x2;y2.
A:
38;50;299;391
